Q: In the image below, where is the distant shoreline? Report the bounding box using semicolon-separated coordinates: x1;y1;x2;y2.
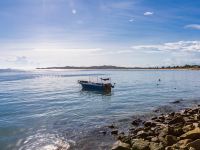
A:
36;65;200;70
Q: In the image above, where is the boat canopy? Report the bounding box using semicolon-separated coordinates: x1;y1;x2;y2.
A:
100;78;110;81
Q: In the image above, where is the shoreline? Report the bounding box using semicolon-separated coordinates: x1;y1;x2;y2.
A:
36;68;200;71
108;103;200;150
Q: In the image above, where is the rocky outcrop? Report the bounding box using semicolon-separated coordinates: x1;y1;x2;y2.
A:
110;105;200;150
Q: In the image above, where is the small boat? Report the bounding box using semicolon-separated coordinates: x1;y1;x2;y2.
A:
78;78;115;93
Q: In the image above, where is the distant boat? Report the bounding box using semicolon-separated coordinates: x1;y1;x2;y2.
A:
78;78;115;93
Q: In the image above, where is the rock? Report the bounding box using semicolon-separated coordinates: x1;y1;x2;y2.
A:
186;139;200;149
151;117;157;120
149;142;164;150
173;127;184;136
164;146;173;150
144;121;156;127
151;137;159;143
194;114;200;121
159;126;174;137
193;123;200;128
99;130;106;135
132;119;142;126
165;135;177;146
132;139;150;150
137;130;151;138
171;100;181;104
168;116;185;125
111;129;118;135
108;124;116;129
118;135;131;145
146;136;154;141
188;147;196;150
180;128;200;140
112;140;130;150
176;139;192;149
158;136;166;145
134;127;144;134
182;125;195;133
169;112;175;117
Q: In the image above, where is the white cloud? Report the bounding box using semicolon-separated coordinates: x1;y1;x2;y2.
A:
185;24;200;30
131;41;200;53
144;12;154;16
129;19;134;22
33;48;103;53
72;9;76;14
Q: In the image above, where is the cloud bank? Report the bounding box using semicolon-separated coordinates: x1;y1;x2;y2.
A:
131;41;200;53
185;24;200;30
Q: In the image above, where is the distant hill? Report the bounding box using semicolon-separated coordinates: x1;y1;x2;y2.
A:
36;65;137;69
36;64;200;70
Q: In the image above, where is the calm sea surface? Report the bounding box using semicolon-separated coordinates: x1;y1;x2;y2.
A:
1;69;200;150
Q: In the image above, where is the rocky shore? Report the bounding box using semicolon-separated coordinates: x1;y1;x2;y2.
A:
109;105;200;150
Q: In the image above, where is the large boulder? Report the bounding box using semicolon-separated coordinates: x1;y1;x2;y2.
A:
144;121;156;128
132;119;142;126
112;140;130;150
180;128;200;140
174;139;192;149
186;139;200;149
111;129;118;135
132;139;150;150
182;125;195;133
165;135;177;146
168;116;185;125
149;142;164;150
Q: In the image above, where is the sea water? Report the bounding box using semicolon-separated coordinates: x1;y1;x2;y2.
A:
0;69;200;150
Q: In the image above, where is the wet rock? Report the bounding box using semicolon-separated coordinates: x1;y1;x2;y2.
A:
136;130;150;138
165;135;177;146
144;121;156;127
132;139;150;150
180;128;200;140
171;100;181;104
132;119;142;126
99;130;106;135
112;140;131;150
108;124;116;129
169;112;175;117
119;136;131;145
151;117;157;120
111;129;118;135
186;139;200;149
168;116;185;125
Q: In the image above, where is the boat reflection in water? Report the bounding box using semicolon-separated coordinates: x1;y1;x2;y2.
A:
78;77;115;93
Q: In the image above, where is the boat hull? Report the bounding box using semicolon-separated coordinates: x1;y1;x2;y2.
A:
78;81;112;92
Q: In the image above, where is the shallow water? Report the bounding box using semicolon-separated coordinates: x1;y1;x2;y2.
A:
0;69;200;150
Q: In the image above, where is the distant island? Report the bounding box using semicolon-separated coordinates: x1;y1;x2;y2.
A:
36;64;200;70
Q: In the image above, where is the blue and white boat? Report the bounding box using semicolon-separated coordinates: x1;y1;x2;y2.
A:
78;78;115;92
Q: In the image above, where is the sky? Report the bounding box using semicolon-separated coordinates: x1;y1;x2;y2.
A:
1;0;200;69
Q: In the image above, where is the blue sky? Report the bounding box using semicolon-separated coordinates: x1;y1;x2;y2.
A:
1;0;200;68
